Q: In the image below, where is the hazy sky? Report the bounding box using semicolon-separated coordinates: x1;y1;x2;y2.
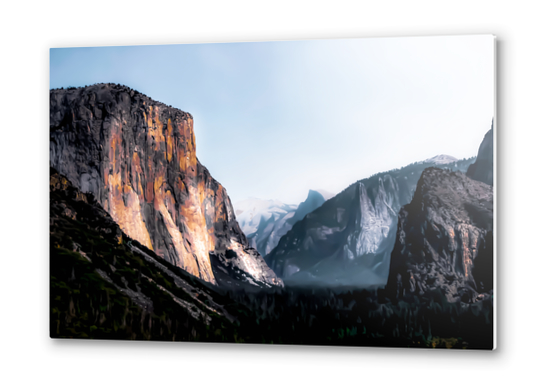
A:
50;35;494;205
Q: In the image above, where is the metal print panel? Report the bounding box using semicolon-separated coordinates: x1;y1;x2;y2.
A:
50;35;495;349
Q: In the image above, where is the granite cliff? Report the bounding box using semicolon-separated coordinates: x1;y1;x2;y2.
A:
50;84;282;288
386;167;493;303
467;122;494;185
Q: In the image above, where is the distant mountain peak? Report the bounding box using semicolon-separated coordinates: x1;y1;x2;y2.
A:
313;189;336;200
466;122;494;185
306;189;324;200
424;154;458;164
235;190;329;257
234;198;297;217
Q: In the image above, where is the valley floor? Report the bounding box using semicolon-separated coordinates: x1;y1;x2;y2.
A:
51;242;493;349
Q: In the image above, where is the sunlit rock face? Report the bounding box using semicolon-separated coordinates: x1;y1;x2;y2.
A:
386;167;493;303
50;84;282;287
467;122;494;186
266;158;475;287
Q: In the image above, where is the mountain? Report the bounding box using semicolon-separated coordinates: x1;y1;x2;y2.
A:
50;84;282;288
235;190;329;257
265;157;475;287
467;122;494;185
424;154;458;164
50;168;243;339
291;190;328;224
235;198;298;255
386;167;493;303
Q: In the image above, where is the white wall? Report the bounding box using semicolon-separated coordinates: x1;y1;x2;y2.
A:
1;1;540;382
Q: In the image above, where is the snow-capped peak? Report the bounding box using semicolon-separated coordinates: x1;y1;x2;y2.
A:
424;154;458;165
233;198;296;217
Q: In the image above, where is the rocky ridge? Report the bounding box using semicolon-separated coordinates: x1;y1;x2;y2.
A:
266;157;475;286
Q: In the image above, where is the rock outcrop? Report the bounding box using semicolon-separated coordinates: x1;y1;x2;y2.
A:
467;122;494;185
266;157;475;286
50;84;282;288
386;167;493;303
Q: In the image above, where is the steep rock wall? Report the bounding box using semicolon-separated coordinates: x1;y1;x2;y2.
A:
50;84;281;287
386;167;493;303
467;122;494;185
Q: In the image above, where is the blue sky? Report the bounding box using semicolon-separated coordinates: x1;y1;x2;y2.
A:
50;35;494;204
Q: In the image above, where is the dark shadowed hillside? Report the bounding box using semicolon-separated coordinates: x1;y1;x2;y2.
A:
50;168;251;340
386;167;493;304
